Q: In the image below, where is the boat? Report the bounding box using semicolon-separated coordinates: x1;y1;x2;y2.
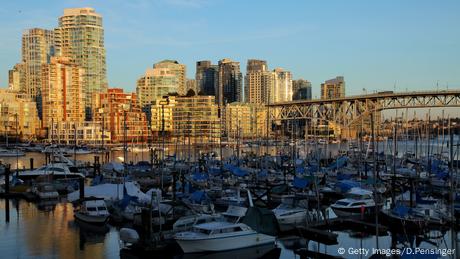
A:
18;163;85;181
0;148;25;157
31;182;59;200
272;195;308;231
74;198;110;225
174;222;276;253
380;205;428;232
330;187;378;218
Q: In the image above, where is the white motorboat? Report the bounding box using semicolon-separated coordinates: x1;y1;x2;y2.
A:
272;195;308;231
174;222;276;253
0;148;25;157
31;183;59;200
18;163;85;181
74;199;110;225
331;187;378;218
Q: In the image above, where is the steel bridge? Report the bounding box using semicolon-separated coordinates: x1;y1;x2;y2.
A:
268;90;460;127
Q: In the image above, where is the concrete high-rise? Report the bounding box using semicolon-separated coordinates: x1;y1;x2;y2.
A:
55;7;107;118
195;61;218;96
245;59;273;104
321;76;345;99
292;79;312;100
217;58;242;106
41;57;85;129
136;60;185;108
21;28;55;99
271;68;293;103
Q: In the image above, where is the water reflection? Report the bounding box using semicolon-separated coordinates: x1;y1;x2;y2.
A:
0;199;118;259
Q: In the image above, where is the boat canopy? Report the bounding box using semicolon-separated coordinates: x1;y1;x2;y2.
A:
293;177;309;189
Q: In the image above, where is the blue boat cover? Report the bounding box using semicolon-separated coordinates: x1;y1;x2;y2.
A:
327;156;348;170
392;205;410;217
295;166;306;174
192;172;208;181
190;191;206;203
293;177;309;189
336;180;360;193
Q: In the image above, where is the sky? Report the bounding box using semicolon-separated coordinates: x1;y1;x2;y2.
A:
0;0;459;98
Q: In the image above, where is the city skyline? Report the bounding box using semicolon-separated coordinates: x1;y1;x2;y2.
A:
0;0;459;98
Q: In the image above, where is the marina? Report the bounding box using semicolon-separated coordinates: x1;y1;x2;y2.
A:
0;134;459;258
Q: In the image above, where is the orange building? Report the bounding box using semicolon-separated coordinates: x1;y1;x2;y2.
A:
93;88;148;143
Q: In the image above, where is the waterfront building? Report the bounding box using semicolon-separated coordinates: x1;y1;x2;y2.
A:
21;28;55;99
195;61;218;96
292;79;312;100
136;60;185;108
321;76;345;99
271;68;293;103
217;58;243;106
55;7;108;118
150;96;220;143
47;121;110;145
0;88;40;139
8;63;26;92
41;57;85;130
245;59;273;104
92;88;147;143
224;102;268;139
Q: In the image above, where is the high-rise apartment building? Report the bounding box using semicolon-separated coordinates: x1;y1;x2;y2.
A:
55;7;107;118
271;68;293;103
292;79;312;100
195;61;218;96
41;57;85;129
150;95;220;144
21;28;55;99
321;76;345;99
245;59;273;104
217;58;242;106
136;60;185;108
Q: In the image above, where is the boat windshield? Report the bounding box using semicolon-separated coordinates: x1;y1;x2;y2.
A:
346;193;372;200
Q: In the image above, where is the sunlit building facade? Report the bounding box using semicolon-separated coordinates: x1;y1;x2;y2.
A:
245;59;273;104
22;28;55;99
321;76;345;99
41;57;85;130
92;88;147;143
55;7;107;118
136;60;185;108
150;96;220;143
224;102;267;139
271;68;293;103
0;89;39;139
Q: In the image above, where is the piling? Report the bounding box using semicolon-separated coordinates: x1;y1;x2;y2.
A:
30;158;34;170
79;177;85;201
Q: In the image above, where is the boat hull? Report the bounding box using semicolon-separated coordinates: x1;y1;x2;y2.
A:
331;205;376;218
176;233;275;253
74;212;109;225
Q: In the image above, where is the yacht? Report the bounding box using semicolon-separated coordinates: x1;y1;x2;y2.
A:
272;195;308;231
331;187;377;218
74;199;110;225
0;148;25;157
174;222;276;253
31;183;59;200
18;163;85;181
